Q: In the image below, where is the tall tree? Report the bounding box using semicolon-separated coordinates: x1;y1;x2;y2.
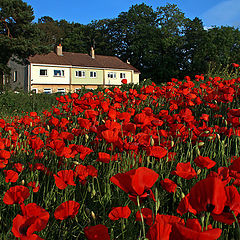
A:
206;26;240;67
0;0;49;88
155;4;188;81
179;17;209;76
37;16;65;48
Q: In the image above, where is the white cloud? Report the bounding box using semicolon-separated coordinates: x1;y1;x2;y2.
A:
201;0;240;27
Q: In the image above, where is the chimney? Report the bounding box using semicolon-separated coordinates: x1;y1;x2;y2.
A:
127;59;130;64
56;44;63;56
90;47;95;59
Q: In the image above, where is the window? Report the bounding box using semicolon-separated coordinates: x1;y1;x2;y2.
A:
90;71;97;78
40;69;47;76
108;72;116;79
76;71;85;78
57;88;66;94
120;73;126;79
54;70;64;77
43;88;52;94
13;71;17;82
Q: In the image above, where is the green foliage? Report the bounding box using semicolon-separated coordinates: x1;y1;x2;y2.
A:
0;91;58;117
0;0;50;89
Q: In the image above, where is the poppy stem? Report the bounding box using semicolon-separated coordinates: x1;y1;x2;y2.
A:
205;212;210;230
232;211;240;236
137;196;146;238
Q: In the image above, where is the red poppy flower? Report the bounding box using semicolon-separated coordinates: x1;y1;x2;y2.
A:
200;114;210;122
136;208;154;226
4;170;19;183
108;205;131;221
194;156;216;169
232;63;240;68
171;162;197;180
12;203;49;239
54;200;80;220
53;170;76;190
86;165;98;178
0;119;5;128
29;136;44;150
171;218;222;240
146;214;184;240
75;165;88;184
147;146;168;159
77;117;91;130
110;167;159;203
84;224;110;240
160;178;177;193
229;156;240;172
189;176;227;214
14;163;24;172
0;149;11;168
3;185;30;205
97;152;111;163
27;181;40;193
177;193;197;216
121;79;127;84
101;129;119;143
211;185;240;225
76;145;94;160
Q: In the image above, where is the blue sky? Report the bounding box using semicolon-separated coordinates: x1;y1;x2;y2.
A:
25;0;240;28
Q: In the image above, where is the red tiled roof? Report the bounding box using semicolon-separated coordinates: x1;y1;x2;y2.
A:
28;51;140;73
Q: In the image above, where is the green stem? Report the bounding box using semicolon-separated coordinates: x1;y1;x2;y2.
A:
137;196;146;238
232;211;240;236
205;212;211;230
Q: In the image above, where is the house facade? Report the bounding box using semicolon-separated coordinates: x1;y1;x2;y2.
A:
7;45;140;93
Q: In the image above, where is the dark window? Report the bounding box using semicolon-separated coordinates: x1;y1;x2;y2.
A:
40;69;47;76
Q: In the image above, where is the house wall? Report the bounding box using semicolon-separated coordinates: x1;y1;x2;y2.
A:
31;84;71;93
30;64;70;85
71;68;103;85
133;73;140;84
7;60;28;91
104;69;132;86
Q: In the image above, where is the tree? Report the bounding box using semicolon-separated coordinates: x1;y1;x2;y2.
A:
206;26;240;67
0;0;49;89
155;4;188;81
179;17;209;77
37;16;65;48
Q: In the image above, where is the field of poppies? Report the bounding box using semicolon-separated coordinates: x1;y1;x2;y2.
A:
1;70;240;239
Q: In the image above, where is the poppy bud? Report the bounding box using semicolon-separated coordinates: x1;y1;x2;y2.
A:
85;134;89;141
73;161;80;165
196;148;200;156
150;137;154;146
85;208;90;215
47;125;50;131
197;142;204;147
91;189;96;198
91;211;96;220
197;169;201;175
181;191;185;199
30;122;33;127
21;179;25;185
171;141;174;147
